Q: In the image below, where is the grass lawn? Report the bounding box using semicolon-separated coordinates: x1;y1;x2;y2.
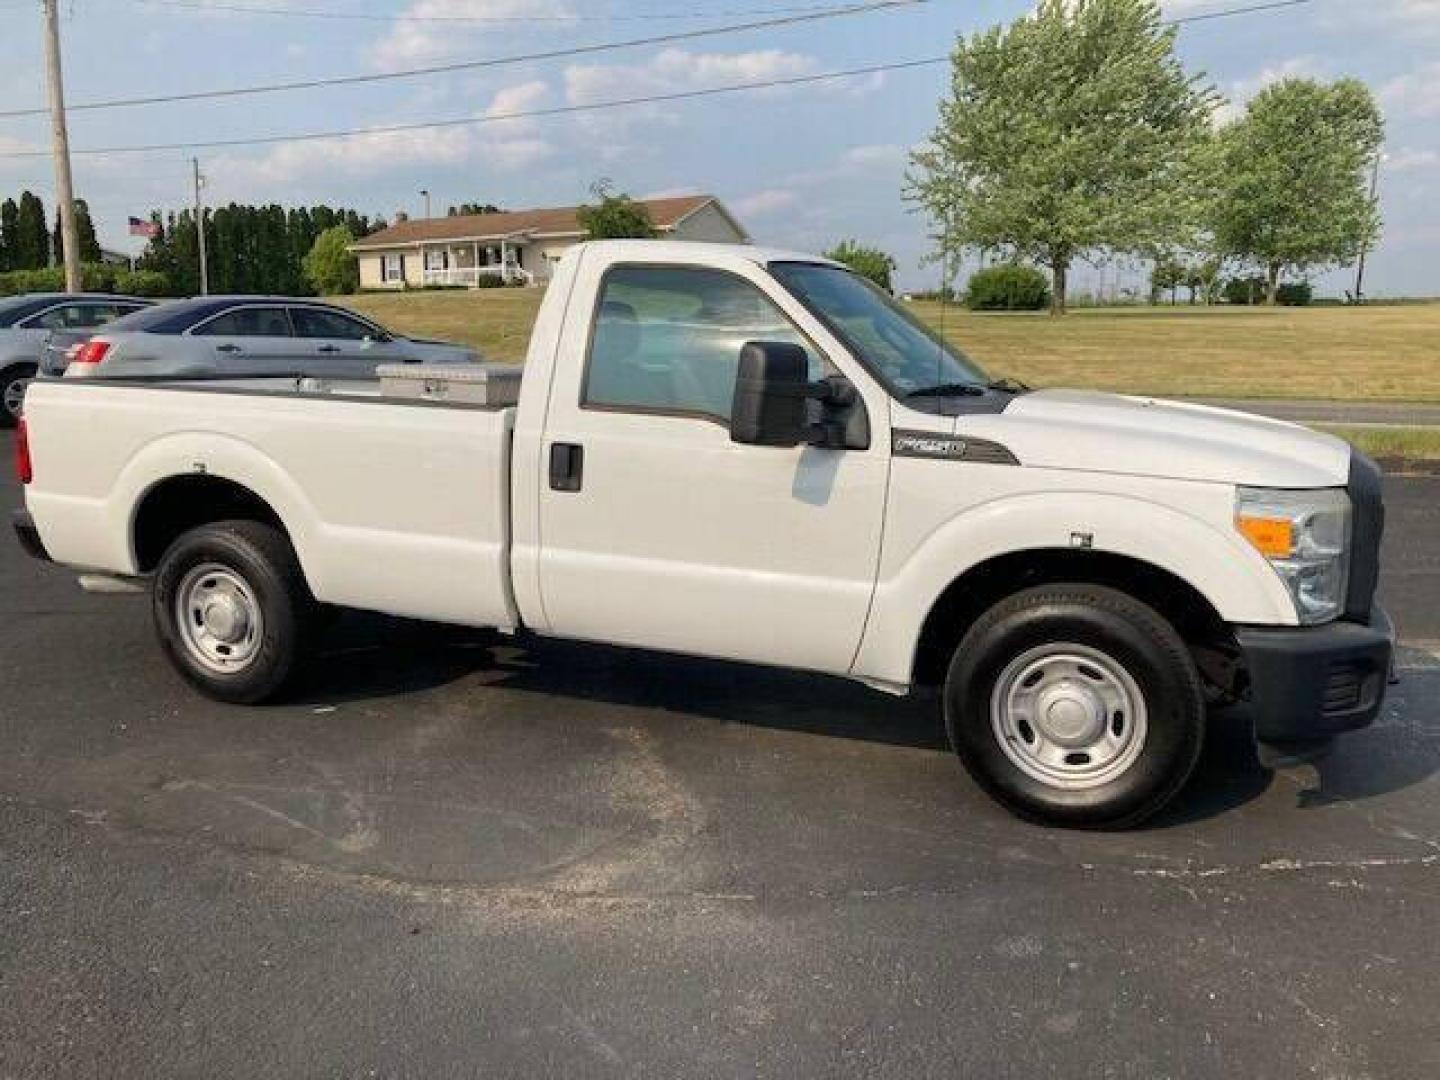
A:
342;290;1440;403
1318;425;1440;466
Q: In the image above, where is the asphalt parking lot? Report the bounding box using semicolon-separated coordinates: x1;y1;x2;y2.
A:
2;445;1437;1079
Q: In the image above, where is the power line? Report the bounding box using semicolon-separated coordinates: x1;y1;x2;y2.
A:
0;0;924;119
134;0;893;23
0;0;1320;162
0;0;1315;157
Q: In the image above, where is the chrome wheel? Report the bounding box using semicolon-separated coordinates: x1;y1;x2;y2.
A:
174;563;264;673
990;642;1148;791
2;375;29;419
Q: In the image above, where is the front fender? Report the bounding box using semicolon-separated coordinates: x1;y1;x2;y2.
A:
850;488;1297;687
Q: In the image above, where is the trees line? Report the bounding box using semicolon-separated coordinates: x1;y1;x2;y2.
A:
909;0;1384;314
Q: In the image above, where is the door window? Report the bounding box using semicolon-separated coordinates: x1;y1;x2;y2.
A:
193;307;294;337
291;307;377;340
27;302;124;330
583;265;821;423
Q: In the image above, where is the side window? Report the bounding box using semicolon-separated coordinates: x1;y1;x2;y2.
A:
291;307;373;340
381;254;404;283
193;307;294;337
583;265;821;422
29;303;115;330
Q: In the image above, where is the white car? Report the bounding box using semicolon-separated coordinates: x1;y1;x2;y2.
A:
13;241;1392;828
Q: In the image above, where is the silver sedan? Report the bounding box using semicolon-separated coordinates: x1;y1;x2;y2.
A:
60;296;481;381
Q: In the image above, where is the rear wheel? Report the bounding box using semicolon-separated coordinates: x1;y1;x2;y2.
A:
152;520;318;703
1;364;36;429
945;584;1205;828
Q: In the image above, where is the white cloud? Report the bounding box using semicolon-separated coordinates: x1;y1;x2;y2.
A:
732;189;799;218
841;143;906;169
563;48;819;107
1380;62;1440;119
1213;56;1324;124
371;0;573;69
213;81;554;193
1387;147;1440;172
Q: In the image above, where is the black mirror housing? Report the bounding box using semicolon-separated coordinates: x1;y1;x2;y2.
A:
730;341;811;447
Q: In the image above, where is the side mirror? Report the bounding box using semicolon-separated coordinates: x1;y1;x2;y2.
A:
730;341;811;447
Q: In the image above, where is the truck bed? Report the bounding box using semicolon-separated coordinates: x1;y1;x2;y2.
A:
22;376;520;629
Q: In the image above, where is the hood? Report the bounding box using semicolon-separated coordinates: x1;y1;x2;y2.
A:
994;389;1351;488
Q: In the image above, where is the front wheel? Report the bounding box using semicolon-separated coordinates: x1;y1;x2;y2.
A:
945;584;1205;829
152;520;318;704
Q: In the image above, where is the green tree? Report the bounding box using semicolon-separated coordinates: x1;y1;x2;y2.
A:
449;202;503;216
1207;78;1383;305
824;239;898;292
51;198;103;266
909;0;1215;314
0;199;17;272
14;191;50;270
577;182;659;240
303;225;360;295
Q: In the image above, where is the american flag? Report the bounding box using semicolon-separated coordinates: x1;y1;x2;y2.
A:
128;216;158;238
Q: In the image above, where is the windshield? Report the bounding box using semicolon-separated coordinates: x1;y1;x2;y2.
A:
769;262;988;396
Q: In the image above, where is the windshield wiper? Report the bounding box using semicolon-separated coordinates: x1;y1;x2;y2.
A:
905;382;988;399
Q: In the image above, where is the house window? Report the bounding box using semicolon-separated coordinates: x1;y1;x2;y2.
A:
425;249;447;272
381;254;403;283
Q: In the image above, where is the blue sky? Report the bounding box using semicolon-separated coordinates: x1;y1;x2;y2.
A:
0;0;1435;295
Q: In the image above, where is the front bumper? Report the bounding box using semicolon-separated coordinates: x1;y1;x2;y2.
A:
1236;608;1393;744
12;508;51;563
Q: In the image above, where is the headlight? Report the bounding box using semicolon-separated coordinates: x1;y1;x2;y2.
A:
1235;487;1352;625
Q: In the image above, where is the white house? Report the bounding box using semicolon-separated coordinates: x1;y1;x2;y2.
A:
349;194;749;289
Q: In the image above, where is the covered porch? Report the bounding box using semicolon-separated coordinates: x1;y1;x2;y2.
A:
420;233;534;287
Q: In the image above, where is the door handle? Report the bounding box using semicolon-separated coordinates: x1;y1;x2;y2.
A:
549;442;584;492
317;344;341;354
215;343;243;354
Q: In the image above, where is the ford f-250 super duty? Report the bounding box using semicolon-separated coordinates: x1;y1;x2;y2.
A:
12;241;1393;827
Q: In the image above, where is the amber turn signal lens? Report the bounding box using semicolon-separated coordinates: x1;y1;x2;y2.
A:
1236;515;1294;558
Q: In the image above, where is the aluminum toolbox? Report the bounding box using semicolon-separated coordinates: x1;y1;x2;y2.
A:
376;362;523;407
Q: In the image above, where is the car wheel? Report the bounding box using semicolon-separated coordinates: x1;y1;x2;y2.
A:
0;364;36;429
152;520;319;704
944;584;1205;829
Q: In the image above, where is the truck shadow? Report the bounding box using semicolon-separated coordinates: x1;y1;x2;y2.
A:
293;616;1437;828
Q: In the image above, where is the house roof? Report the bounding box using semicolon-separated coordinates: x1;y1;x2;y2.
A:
349;194;730;250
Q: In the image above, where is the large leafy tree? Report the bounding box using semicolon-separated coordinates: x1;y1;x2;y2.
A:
1207;78;1383;304
909;0;1215;314
824;239;898;292
303;225;360;295
577;182;659;240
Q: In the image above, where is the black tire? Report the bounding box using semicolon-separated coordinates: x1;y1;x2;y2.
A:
944;584;1204;829
152;520;318;704
1;363;36;429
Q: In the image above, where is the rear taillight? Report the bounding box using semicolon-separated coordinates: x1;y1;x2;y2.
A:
72;340;112;366
15;416;32;484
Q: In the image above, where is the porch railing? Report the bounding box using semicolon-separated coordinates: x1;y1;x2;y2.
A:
421;265;533;287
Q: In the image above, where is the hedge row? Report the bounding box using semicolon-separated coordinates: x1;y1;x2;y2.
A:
0;263;172;298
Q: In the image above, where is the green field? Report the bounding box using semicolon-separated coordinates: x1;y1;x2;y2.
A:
343;290;1440;403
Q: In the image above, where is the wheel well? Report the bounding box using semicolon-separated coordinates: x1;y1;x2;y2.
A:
2;360;38;378
133;475;287;572
911;549;1233;687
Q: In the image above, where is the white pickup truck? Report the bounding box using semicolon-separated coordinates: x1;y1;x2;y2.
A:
13;240;1392;827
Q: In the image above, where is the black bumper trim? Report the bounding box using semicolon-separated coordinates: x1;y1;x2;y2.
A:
1236;608;1393;743
12;509;51;563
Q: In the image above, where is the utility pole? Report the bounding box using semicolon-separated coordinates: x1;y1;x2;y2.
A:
192;157;209;296
41;0;81;293
1353;151;1385;305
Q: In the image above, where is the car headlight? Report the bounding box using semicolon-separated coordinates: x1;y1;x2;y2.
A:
1235;487;1352;625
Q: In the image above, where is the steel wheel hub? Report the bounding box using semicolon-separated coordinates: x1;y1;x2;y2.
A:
990;643;1148;790
3;376;28;419
175;563;263;673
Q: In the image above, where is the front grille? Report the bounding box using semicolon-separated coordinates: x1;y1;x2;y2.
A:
1344;451;1384;623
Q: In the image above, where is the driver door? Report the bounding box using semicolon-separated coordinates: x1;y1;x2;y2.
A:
535;261;889;675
